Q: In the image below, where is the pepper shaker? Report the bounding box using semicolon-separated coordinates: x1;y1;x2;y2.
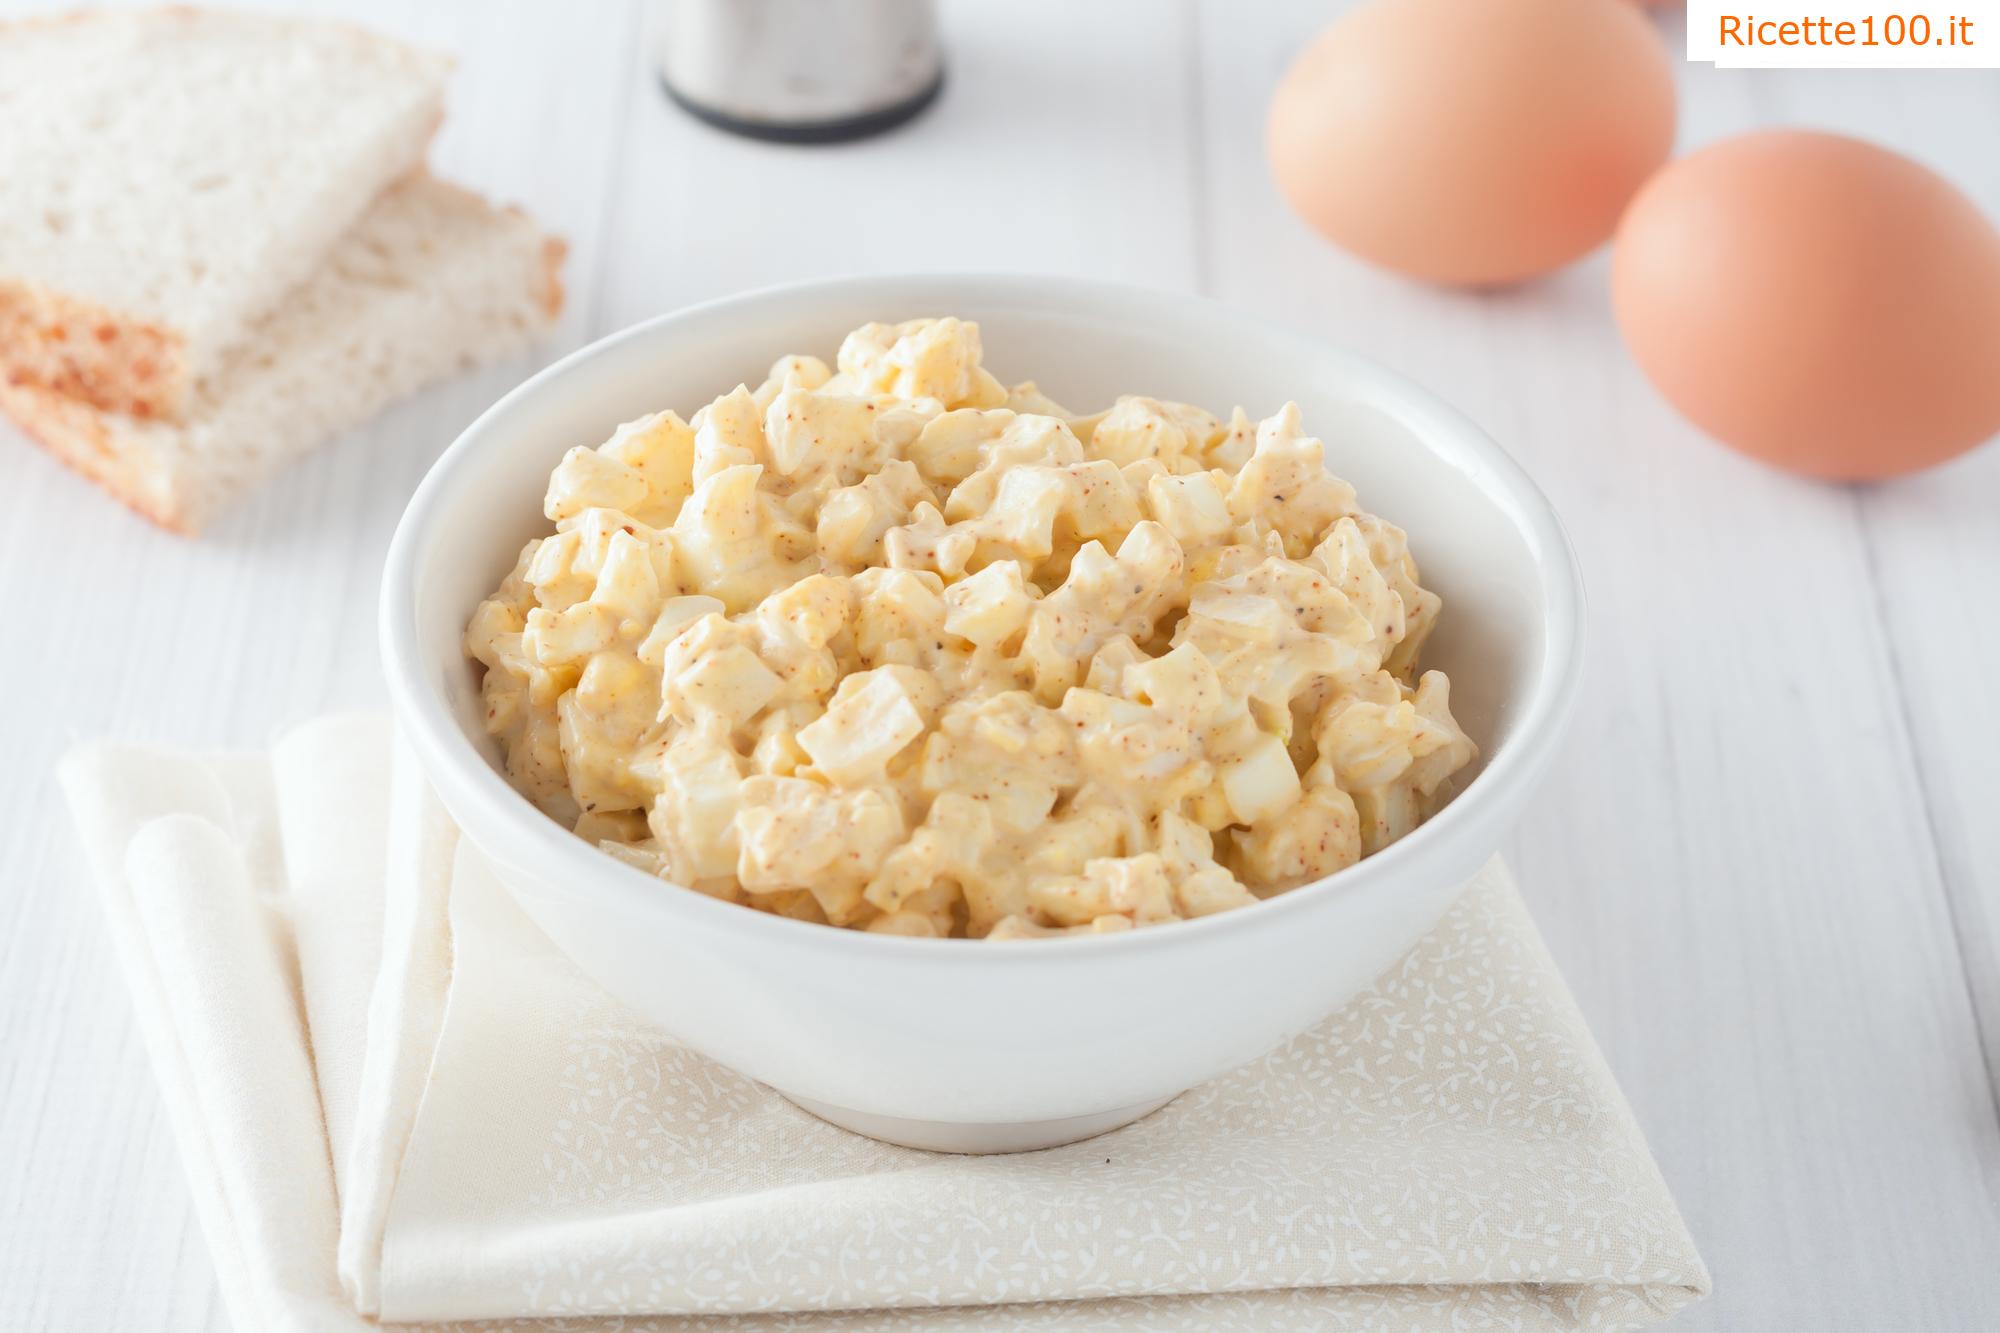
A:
657;0;944;144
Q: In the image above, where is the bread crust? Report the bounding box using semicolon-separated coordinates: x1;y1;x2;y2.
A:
537;236;570;319
0;281;192;422
0;372;188;531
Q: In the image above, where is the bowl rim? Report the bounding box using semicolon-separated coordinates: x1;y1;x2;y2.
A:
382;271;1584;960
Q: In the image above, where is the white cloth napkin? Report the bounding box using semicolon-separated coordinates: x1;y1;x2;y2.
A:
60;714;1707;1331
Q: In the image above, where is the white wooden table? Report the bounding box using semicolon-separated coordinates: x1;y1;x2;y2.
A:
4;2;1997;1327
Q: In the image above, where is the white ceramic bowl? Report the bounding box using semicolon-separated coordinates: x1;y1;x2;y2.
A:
382;275;1583;1153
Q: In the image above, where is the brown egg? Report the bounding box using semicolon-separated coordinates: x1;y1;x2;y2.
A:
1613;131;2000;480
1266;0;1676;287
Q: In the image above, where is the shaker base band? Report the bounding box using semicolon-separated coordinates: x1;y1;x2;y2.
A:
661;71;945;145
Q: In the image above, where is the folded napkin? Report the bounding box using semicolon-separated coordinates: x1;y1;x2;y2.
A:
60;715;1706;1331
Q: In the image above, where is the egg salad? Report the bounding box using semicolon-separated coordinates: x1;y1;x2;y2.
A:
466;318;1476;939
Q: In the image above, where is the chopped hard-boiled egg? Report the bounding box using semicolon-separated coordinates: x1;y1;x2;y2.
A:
466;317;1475;938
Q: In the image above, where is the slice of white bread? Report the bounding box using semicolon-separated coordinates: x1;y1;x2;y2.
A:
0;175;565;532
0;8;450;421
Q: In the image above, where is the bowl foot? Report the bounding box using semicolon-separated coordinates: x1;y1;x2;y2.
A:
782;1091;1180;1154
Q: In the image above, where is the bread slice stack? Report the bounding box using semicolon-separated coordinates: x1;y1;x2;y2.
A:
0;9;564;531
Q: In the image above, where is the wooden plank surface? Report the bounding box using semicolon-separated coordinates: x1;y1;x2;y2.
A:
2;2;1997;1329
